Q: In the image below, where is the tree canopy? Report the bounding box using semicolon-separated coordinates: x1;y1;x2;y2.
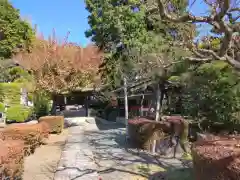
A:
15;31;102;95
154;0;240;70
85;0;150;88
0;0;35;59
85;0;195;89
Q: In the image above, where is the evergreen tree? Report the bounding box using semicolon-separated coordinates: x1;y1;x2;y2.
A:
85;0;195;88
0;0;35;59
85;0;150;88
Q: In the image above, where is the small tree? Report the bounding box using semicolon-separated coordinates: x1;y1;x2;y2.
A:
15;30;102;113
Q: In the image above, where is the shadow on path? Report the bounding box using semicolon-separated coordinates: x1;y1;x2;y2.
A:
55;121;193;180
94;117;125;130
84;122;193;179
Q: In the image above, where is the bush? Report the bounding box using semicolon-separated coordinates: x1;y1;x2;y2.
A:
0;83;21;105
0;102;4;112
39;116;64;134
0;122;50;155
181;61;240;124
128;117;170;150
0;139;25;179
192;136;240;180
33;91;50;118
6;105;32;123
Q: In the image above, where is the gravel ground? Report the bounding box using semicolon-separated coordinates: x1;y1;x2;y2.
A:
54;121;193;180
23;129;69;180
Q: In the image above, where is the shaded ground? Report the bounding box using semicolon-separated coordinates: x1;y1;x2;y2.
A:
62;108;87;118
23;129;68;180
55;120;193;180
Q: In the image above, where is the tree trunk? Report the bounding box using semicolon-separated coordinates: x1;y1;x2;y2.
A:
155;84;161;122
152;84;161;153
50;94;57;115
159;88;166;116
85;96;89;117
140;94;144;117
124;77;129;137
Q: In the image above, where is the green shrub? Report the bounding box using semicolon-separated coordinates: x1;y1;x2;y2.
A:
0;102;5;112
33;92;50;118
6;105;32;122
0;83;21;105
172;61;240;125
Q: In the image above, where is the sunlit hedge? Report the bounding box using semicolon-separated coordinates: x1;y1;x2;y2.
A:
39;116;64;134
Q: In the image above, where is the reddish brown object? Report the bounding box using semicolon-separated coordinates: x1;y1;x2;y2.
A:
39;116;64;134
128;117;170;150
0;139;25;179
192;136;240;180
14;31;103;94
0;122;50;155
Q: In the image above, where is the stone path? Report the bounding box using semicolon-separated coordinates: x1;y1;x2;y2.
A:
54;120;192;180
24;129;69;180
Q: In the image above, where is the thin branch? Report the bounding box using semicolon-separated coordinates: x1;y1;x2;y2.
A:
155;0;240;70
215;0;230;20
156;0;214;23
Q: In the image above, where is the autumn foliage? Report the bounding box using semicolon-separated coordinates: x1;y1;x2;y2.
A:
0;122;50;156
39;116;64;134
128;117;169;150
15;30;103;93
192;135;240;180
0;139;25;179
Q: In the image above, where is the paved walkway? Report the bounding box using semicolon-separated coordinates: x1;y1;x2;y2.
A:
54;120;192;180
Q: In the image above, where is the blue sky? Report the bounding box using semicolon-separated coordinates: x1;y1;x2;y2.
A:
11;0;91;46
10;0;210;46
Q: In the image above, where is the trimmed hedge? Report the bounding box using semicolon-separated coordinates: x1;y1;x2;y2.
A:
0;102;5;112
192;135;240;180
128;117;170;150
0;122;50;155
0;83;21;105
0;139;25;179
39;116;64;134
6;105;33;123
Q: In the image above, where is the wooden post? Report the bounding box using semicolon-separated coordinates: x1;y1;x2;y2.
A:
85;96;89;117
140;94;144;117
64;96;67;105
155;84;161;122
124;77;129;137
152;83;161;153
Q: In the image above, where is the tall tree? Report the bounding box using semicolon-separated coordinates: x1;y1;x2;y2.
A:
0;0;34;59
85;0;196;89
85;0;150;88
